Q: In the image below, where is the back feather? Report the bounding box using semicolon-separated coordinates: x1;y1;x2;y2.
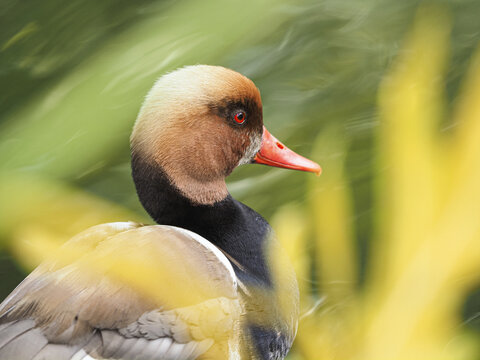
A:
0;222;241;360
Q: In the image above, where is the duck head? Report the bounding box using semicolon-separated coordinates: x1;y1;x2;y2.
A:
131;65;321;205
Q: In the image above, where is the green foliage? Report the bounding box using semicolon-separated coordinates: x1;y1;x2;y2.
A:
1;0;480;358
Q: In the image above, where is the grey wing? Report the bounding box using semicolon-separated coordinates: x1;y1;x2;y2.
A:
0;319;101;360
96;297;238;360
0;303;224;360
0;223;240;360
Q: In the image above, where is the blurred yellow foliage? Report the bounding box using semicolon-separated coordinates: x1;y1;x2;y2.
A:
271;7;480;360
0;174;146;269
1;5;479;360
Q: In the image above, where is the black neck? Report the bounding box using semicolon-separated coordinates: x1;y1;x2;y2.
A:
131;152;272;286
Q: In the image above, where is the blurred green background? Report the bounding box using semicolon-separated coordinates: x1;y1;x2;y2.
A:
1;0;480;359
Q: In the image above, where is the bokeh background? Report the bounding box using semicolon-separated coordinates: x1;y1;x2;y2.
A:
1;0;480;359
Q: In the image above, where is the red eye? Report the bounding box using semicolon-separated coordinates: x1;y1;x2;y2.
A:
234;111;246;124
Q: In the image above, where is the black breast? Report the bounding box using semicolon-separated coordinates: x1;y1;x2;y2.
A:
131;152;272;287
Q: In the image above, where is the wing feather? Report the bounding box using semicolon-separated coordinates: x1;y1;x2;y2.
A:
0;319;35;349
0;222;240;359
0;325;47;360
32;343;82;360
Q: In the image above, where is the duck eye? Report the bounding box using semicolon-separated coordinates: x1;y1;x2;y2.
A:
234;111;246;124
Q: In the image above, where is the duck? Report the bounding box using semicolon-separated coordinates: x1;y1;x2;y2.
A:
0;65;321;360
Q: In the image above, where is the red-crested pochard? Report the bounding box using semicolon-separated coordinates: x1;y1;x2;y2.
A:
0;65;321;360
